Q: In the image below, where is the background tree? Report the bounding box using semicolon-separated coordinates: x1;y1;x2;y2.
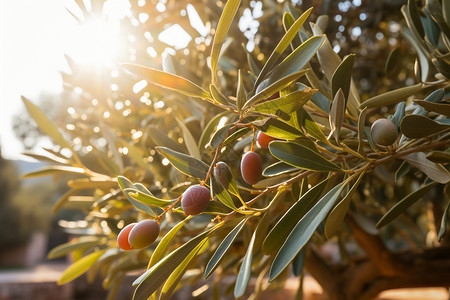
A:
21;0;450;300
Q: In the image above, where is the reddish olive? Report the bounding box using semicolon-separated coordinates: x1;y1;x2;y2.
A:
257;131;279;149
117;223;136;251
371;118;398;146
240;151;263;185
128;219;160;249
181;185;211;215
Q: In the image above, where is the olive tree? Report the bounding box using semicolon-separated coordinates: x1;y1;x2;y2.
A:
23;0;450;299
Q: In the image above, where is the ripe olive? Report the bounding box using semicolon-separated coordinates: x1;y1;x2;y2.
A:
181;185;211;215
240;151;263;185
371;118;398;146
257;131;279;149
117;223;136;251
214;161;230;188
128;219;160;249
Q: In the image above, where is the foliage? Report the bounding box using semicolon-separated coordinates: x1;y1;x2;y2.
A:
23;0;450;299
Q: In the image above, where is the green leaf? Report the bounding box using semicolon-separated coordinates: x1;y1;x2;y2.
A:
22;152;71;165
328;89;345;144
176;118;201;160
234;229;256;298
262;177;330;255
117;176;159;217
269;180;347;282
400;115;450;138
403;0;425;38
202;201;233;215
299;109;327;142
357;107;367;155
395;161;411;181
132;229;212;299
332;54;355;103
223;127;252;147
359;84;423;109
376;182;437;228
198;111;230;151
58;249;106;284
402;27;429;83
251;88;316;119
438;199;450;242
385;47;401;74
149;218;189;269
149;126;185;154
266;35;325;87
325;172;364;238
22;166;86;178
160;238;209;300
123;64;210;99
125;189;174;208
243;70;309;109
254;8;313;88
210;84;230;105
390;102;406;128
292;250;305;277
209;124;234;149
210;0;241;84
48;237;101;259
426;151;450;164
403;152;450;184
236;70;247;111
253;118;305;140
211;174;238;210
156;146;209;179
205;218;247;279
263;161;299;177
297;83;330;113
21;96;75;155
414;100;450;117
269;141;342;172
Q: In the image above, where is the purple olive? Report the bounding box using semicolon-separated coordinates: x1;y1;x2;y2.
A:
181;185;211;215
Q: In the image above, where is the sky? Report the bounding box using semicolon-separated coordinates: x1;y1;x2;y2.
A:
0;0;75;160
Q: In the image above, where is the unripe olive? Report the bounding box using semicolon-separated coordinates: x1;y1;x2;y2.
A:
128;219;160;249
181;185;211;215
117;223;136;251
257;131;279;149
214;161;229;188
240;151;263;185
370;118;398;146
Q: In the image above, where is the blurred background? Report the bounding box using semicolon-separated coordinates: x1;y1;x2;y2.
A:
1;0;446;299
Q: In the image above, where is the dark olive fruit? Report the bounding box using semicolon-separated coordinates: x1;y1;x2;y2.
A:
214;161;230;188
371;118;398;146
181;185;211;215
128;219;160;249
257;131;279;149
117;223;136;251
240;151;263;185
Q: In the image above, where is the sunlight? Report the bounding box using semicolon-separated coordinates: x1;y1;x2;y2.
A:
65;0;130;67
68;19;120;66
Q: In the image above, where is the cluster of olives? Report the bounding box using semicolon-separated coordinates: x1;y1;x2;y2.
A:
117;129;281;250
117;219;160;251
